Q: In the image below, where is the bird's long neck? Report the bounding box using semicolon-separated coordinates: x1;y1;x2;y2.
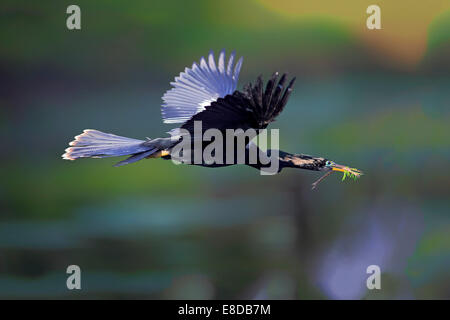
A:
246;149;325;172
277;150;325;171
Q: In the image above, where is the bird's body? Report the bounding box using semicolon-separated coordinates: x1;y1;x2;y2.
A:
63;50;362;188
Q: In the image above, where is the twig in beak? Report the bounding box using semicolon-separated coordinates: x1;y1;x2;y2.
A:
311;171;333;190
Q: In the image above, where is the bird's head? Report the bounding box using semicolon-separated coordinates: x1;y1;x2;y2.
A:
320;160;363;180
276;152;363;188
309;159;363;189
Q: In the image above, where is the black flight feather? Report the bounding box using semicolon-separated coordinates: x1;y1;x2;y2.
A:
180;73;296;133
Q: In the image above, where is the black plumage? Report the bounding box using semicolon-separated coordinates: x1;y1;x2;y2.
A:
181;73;295;135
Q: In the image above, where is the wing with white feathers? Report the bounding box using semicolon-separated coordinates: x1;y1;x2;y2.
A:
161;50;243;124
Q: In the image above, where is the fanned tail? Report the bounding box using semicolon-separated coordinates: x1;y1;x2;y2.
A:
62;129;158;166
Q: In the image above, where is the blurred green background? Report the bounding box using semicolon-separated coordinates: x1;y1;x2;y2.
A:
1;0;449;299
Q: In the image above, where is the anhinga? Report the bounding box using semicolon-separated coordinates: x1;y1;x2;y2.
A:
63;50;362;188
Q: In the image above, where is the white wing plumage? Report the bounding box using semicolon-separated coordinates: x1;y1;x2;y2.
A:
161;50;243;124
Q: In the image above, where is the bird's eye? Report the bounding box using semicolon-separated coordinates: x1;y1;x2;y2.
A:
326;161;333;167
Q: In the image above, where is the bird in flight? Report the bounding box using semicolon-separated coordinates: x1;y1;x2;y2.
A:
62;50;362;189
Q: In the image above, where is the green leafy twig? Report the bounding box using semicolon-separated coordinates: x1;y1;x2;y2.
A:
341;167;362;181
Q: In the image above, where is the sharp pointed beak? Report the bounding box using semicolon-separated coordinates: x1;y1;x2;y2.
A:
331;164;348;173
331;164;363;179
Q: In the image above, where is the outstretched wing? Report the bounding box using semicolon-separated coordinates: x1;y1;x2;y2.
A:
181;73;296;134
161;50;243;124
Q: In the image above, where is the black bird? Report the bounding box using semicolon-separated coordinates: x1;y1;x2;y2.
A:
63;50;362;188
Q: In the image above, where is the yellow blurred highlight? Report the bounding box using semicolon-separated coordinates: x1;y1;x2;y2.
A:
256;0;450;68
